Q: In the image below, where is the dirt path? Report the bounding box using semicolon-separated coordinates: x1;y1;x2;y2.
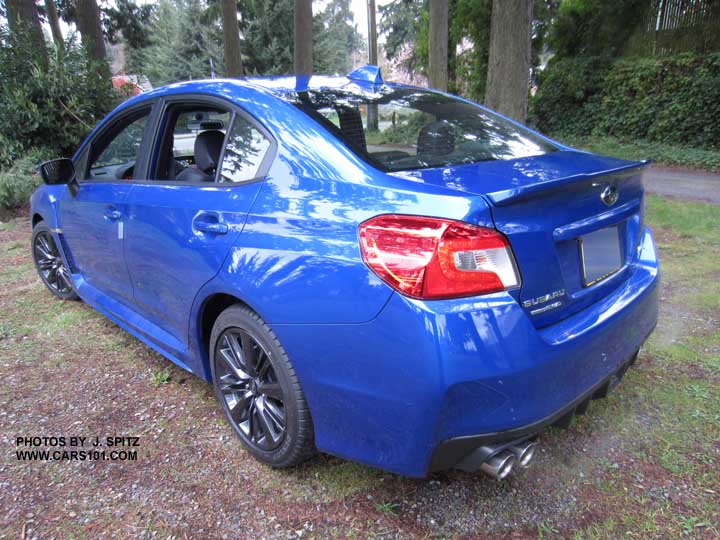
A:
646;166;720;204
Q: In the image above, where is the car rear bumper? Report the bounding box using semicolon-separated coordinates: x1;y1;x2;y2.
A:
427;345;646;472
272;226;659;477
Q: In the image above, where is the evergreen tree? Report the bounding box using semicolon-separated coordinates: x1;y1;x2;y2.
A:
132;0;180;84
313;0;363;74
133;0;224;86
103;0;155;73
240;0;294;74
117;0;363;81
175;0;224;79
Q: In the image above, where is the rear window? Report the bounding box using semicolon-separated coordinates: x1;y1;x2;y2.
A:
291;88;557;172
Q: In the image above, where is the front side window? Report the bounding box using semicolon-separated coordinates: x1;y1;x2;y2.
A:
218;115;271;183
88;109;150;180
292;88;557;172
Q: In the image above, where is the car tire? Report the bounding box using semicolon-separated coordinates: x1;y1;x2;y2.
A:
209;304;316;468
31;222;79;301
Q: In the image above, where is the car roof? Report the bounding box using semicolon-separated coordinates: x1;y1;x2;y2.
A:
116;65;404;111
74;68;400;161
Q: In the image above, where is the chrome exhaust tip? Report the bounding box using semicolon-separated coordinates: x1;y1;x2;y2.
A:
509;440;537;468
479;450;515;480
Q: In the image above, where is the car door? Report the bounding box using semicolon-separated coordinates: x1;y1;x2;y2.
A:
123;97;274;350
59;103;156;304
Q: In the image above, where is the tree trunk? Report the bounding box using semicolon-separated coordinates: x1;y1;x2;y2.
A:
367;0;378;65
6;0;48;66
485;0;533;123
76;0;108;66
366;0;379;130
428;0;448;91
5;0;21;29
45;0;64;48
221;0;244;77
293;0;313;76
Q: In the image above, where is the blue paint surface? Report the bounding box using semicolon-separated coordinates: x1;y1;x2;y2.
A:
31;72;658;476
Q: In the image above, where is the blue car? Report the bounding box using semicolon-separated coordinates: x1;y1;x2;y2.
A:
31;66;659;479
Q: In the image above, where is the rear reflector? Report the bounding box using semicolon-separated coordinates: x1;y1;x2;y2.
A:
359;215;520;299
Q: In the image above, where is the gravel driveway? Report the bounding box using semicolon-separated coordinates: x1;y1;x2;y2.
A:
1;195;718;540
645;166;720;204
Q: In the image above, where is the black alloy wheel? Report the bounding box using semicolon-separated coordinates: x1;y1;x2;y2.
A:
210;304;315;467
216;328;286;450
32;223;78;300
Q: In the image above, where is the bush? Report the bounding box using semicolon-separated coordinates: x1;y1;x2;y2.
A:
0;148;54;210
0;27;118;157
0;133;24;169
531;53;720;149
529;55;612;136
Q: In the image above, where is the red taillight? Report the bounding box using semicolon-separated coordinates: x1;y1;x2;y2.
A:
359;215;520;299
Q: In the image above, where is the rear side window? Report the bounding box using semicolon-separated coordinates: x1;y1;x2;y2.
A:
293;88;557;172
172;110;230;162
218;115;271;183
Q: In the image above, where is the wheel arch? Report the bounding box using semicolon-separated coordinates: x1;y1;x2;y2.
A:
194;291;257;381
29;185;61;230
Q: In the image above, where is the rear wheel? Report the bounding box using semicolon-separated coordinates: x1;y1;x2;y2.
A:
210;304;315;467
32;222;78;301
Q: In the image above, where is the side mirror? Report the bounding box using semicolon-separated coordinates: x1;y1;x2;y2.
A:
38;158;76;185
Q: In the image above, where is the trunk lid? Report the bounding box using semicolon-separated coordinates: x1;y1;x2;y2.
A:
391;150;649;326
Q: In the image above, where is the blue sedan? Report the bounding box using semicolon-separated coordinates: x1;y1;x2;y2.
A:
30;66;659;479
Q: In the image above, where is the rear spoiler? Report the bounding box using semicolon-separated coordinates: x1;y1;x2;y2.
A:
485;159;651;207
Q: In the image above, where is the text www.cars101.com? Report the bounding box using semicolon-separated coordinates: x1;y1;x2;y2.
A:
17;449;138;461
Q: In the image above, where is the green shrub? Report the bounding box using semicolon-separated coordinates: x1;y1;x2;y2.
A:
530;55;612;136
531;53;720;149
0;28;118;157
0;148;54;210
0;133;24;169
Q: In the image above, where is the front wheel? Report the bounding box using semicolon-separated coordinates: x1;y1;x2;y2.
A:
32;222;78;301
209;304;315;467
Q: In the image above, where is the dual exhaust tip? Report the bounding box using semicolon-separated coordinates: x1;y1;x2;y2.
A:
478;440;537;481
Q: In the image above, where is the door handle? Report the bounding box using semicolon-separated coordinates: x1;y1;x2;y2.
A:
104;209;123;222
192;213;228;235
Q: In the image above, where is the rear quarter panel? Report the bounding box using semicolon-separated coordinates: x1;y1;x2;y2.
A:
202;92;497;325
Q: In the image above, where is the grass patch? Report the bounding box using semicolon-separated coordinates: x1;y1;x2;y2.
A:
558;196;720;539
151;369;171;387
559;135;720;172
374;501;399;516
311;461;381;500
646;196;720;242
644;195;720;353
0;261;33;282
0;219;24;232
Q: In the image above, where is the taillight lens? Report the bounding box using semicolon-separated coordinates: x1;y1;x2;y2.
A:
359;215;520;299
